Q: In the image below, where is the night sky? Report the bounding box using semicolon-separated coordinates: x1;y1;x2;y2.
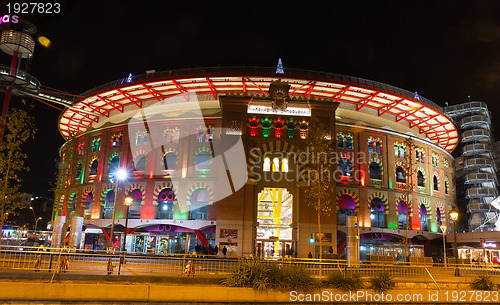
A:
2;0;500;198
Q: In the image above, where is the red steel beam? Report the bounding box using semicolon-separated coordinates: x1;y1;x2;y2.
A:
206;77;218;100
356;91;380;111
377;98;405;116
395;106;424;122
333;86;350;102
142;83;164;104
96;95;124;113
117;89;143;108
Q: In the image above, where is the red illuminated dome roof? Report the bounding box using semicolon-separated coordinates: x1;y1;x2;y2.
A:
59;67;458;152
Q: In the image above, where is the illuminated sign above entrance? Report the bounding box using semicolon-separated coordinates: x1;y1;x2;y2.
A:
247;105;311;116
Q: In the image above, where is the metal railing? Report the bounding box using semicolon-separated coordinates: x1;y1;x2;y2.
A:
1;246;500;280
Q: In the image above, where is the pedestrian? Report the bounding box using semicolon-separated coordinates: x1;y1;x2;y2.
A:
106;257;113;275
222;246;227;256
214;245;219;255
33;254;42;272
288;247;294;258
308;252;312;259
328;246;333;254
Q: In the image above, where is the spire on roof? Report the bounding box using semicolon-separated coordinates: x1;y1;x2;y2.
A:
276;58;284;74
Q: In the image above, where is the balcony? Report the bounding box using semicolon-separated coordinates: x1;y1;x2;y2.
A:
462;143;491;156
445;102;488;116
468;201;492;211
466;186;497;198
464;172;495;184
462;129;491;143
463;157;495;170
460;115;491;129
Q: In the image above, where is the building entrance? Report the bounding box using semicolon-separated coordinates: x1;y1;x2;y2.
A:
256;188;293;258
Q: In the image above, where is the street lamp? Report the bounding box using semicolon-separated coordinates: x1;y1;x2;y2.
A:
119;194;133;275
109;169;127;251
440;225;447;269
449;208;460;276
29;207;36;231
34;217;42;233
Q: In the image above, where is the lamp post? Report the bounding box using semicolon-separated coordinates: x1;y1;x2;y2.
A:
440;225;447;269
109;169;127;251
34;217;42;233
29;207;36;231
449;208;460;276
119;194;133;275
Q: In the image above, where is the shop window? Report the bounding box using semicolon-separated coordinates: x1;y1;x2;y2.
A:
274;120;283;138
395;166;406;183
398;201;407;229
417;170;425;187
369;162;382;180
249;119;258;137
370;197;385;228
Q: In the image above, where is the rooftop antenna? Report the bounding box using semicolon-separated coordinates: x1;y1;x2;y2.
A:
276;58;284;74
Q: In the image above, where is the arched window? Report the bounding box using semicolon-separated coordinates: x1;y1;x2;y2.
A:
70;195;77;212
345;136;353;150
287;121;295;138
117;135;122;147
395;166;406;183
337;135;344;149
172;128;180;143
128;189;142;219
398;201;407;229
103;190;115;219
135;132;142;146
272;157;280;172
281;158;288;173
444;177;449;195
417;170;425;187
415;149;420;162
420;151;424;163
437;208;442;228
156;188;175;219
274;120;283;138
249;119;258;137
394;144;399;157
142;132;149;145
262;119;271;138
338;194;356;225
164;129;173;143
96;138;101;151
89;159;99;176
111;136;117;148
134;154;146;171
399;145;405;158
91;139;96;152
76;163;82;180
108;156;120;174
206;127;214;142
84;192;93;219
369;162;382;180
299;122;308;139
375;141;381;154
163;152;177;171
420;204;428;231
368;139;374;153
195;151;211;170
189;188;210;220
433;175;439;191
263;157;271;172
370;197;385;228
338;158;353;178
